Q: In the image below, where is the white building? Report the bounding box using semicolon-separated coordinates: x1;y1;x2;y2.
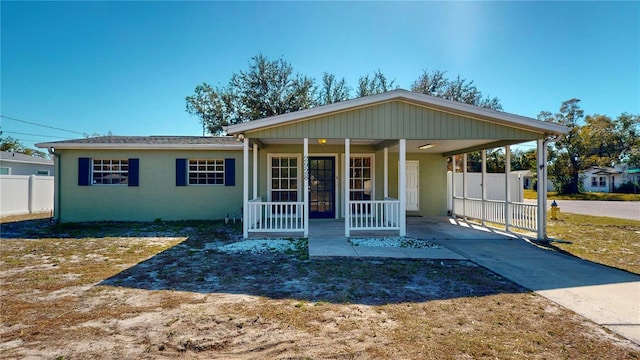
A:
581;165;639;193
0;151;54;176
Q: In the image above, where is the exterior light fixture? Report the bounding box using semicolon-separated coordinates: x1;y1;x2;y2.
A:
419;143;434;150
318;138;327;145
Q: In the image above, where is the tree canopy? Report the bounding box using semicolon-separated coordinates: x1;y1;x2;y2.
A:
186;54;316;135
356;69;397;97
186;54;503;135
0;136;47;158
411;70;502;110
186;54;639;193
540;99;639;194
450;148;536;173
317;72;351;105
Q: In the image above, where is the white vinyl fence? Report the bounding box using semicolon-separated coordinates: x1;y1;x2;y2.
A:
0;175;54;217
446;171;538;232
447;172;524;206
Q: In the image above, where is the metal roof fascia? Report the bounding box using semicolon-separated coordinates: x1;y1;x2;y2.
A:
35;143;243;150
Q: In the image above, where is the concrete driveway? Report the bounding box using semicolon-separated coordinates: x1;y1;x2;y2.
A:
408;217;640;345
525;199;640;221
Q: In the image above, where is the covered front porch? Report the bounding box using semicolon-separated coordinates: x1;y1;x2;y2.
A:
225;90;568;241
242;138;410;239
239;137;548;240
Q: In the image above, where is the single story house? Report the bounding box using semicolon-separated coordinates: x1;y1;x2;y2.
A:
581;165;639;193
37;89;567;240
0;151;54;175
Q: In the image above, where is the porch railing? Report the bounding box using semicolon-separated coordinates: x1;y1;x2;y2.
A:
246;197;305;233
348;198;400;231
510;201;538;231
453;196;537;232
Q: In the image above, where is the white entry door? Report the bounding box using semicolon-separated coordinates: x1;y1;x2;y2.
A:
406;161;419;211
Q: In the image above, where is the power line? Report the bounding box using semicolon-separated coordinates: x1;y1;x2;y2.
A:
2;131;70;139
0;115;85;135
11;137;50;144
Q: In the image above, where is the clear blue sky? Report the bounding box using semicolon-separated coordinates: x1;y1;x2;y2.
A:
2;1;639;151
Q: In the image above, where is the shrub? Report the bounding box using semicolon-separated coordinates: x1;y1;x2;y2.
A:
614;181;640;194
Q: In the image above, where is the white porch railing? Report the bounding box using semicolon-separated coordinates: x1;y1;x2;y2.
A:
348;198;400;231
246;197;305;233
453;196;537;232
510;201;538;231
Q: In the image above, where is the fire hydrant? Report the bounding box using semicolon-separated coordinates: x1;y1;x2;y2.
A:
550;200;560;220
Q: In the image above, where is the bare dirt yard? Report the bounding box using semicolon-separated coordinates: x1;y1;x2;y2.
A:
1;216;638;359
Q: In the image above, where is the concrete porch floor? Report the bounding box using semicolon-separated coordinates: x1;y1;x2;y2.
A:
305;216;517;260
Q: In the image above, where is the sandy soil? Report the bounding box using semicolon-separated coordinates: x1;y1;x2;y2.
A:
1;218;638;359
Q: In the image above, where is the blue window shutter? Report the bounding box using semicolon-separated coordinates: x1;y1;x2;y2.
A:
128;158;139;187
176;158;187;186
78;157;91;186
224;158;235;186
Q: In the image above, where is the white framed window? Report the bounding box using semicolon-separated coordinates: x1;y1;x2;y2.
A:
0;167;10;175
599;176;606;187
591;177;598;187
92;159;128;185
189;159;224;185
349;155;374;201
268;154;300;202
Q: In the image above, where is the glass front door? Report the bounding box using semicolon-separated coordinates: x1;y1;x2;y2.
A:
309;157;335;218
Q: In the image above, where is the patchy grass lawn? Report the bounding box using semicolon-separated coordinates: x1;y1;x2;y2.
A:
547;213;640;275
524;189;640;201
1;218;638;359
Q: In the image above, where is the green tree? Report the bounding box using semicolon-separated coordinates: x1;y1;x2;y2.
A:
541;99;640;193
357;69;397;97
450;148;537;174
186;54;317;135
510;148;537;171
0;136;47;158
463;149;505;173
486;148;505;173
579;114;623;167
317;72;351;105
185;83;234;136
229;54;316;121
450;148;511;173
411;70;502;110
538;98;584;194
615;113;640;166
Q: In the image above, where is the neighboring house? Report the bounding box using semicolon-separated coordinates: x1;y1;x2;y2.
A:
0;151;53;175
37;89;567;240
0;151;54;216
581;165;639;193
